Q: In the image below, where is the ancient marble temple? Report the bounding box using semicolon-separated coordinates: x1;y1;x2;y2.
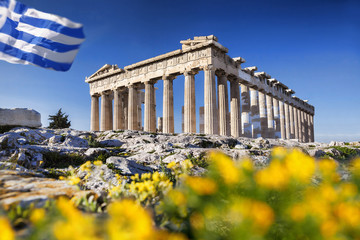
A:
85;35;315;142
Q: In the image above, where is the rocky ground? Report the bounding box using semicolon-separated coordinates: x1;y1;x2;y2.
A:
1;127;359;209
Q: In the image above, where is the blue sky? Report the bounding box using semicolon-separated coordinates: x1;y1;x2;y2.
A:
0;0;359;143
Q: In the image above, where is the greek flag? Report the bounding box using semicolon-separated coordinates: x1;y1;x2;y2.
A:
0;0;85;71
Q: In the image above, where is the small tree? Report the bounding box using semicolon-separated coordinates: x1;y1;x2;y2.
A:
48;108;71;129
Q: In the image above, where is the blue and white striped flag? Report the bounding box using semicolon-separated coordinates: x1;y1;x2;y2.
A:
0;0;85;71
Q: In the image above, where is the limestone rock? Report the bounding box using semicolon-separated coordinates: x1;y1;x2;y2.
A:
106;156;153;175
0;108;41;128
0;170;92;209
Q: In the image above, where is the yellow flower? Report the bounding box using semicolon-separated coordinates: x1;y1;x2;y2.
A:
271;147;288;159
30;208;46;224
180;159;193;172
255;160;289;190
190;213;204;230
351;158;360;176
290;203;306;221
335;202;360;227
185;176;218;195
318;158;340;182
285;149;315;184
0;217;15;240
68;176;81;185
93;160;103;166
209;151;240;184
54;197;99;240
167;161;176;169
168;190;187;206
80;161;92;171
321;219;338;238
107;199;155;240
229;199;274;234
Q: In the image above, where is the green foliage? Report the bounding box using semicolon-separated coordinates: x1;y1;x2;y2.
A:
42;151;85;168
187;152;209;168
48;108;71;129
332;146;359;159
85;135;104;148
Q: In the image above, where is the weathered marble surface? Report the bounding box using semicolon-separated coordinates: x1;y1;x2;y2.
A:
0;108;41;128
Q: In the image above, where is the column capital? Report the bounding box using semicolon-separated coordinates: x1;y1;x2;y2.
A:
215;69;227;77
91;93;101;98
162;74;176;81
183;69;199;76
227;74;238;82
203;64;215;71
101;90;112;96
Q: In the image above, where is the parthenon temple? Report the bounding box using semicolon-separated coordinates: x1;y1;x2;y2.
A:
85;35;315;142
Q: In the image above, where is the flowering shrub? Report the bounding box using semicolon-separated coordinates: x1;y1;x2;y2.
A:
2;147;360;239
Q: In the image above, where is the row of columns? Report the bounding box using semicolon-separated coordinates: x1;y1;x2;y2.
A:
90;66;314;142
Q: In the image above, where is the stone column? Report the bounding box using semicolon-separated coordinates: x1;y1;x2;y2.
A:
241;84;251;137
297;108;302;142
273;98;281;138
289;105;295;139
163;75;175;134
128;85;138;130
304;112;309;143
157;117;163;132
310;114;315;142
258;91;267;138
300;110;305;142
144;81;156;132
284;102;290;139
184;71;196;133
90;95;99;131
266;94;274;138
293;107;299;140
279;100;286;139
250;88;260;138
230;78;241;138
137;90;143;130
100;92;112;131
199;106;204;133
204;65;218;135
113;88;124;130
217;71;229;136
123;91;128;129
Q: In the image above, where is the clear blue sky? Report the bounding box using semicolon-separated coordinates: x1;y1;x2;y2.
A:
0;0;359;143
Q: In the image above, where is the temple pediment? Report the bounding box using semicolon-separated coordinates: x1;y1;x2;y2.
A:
89;64;120;79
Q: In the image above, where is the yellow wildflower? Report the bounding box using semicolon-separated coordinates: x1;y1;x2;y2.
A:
68;176;81;185
351;158;360;176
107;199;155;240
80;161;92;171
335;202;360;227
285;149;315;184
321;219;338;238
0;217;15;240
167;161;176;169
209;151;240;184
290;203;306;221
185;176;218;195
271;147;288;159
54;197;99;240
255;160;289;190
190;213;204;230
30;208;46;224
93;160;103;166
318;158;340;182
180;159;193;171
168;190;187;206
229;199;274;234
